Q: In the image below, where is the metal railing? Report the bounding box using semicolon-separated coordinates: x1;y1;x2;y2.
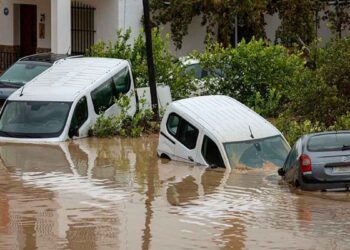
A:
0;51;19;72
71;1;96;55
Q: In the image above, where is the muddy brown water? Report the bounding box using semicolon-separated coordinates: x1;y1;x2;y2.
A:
0;136;350;250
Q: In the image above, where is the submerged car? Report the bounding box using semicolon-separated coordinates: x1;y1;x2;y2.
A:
0;53;70;103
278;131;350;191
157;95;290;170
0;57;171;143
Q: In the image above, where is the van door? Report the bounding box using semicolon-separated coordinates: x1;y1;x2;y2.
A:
90;66;136;118
69;96;89;138
112;66;136;116
200;135;226;168
173;117;200;163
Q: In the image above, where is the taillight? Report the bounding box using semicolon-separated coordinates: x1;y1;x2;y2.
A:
299;154;312;174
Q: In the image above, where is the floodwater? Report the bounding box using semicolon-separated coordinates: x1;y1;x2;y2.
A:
0;136;350;250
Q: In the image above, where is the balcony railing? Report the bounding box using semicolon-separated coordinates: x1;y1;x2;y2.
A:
0;51;19;73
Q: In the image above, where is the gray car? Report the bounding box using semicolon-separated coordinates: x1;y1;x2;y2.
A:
0;53;71;104
278;131;350;191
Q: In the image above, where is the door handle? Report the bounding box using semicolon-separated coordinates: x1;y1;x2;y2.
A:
188;156;194;162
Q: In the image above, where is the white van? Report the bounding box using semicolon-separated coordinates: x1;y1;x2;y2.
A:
0;57;169;143
157;95;290;170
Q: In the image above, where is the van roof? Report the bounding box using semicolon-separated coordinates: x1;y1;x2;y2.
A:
171;95;282;143
9;57;128;102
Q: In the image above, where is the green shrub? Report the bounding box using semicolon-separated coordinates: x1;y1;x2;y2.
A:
194;38;306;117
91;95;159;138
88;28;195;100
274;115;327;145
274;113;350;146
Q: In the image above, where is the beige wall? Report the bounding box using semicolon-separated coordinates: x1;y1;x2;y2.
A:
0;0;51;49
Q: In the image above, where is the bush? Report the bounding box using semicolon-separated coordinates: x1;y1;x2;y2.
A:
194;38;306;117
88;28;195;100
274;115;327;145
91;95;159;138
274;113;350;145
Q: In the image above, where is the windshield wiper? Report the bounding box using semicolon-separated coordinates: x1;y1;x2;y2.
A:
342;145;350;151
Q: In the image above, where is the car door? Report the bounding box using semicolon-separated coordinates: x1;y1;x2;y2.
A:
174;117;200;163
284;139;301;184
161;113;180;159
68;96;90;138
200;135;226;168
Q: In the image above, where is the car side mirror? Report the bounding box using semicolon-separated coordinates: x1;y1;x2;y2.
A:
68;126;79;139
278;168;286;177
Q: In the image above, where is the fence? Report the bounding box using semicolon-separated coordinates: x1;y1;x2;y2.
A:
0;51;19;73
71;2;96;55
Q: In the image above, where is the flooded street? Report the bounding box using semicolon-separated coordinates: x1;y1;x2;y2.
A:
0;136;350;249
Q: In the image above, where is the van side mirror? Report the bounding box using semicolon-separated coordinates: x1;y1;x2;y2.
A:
68;126;79;138
278;168;286;177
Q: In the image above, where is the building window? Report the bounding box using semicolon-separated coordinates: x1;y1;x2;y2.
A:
71;2;96;55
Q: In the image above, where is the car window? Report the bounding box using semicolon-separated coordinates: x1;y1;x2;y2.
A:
91;79;115;113
285;144;298;170
113;67;131;95
0;62;50;85
177;119;199;149
202;135;225;167
167;113;180;136
70;96;88;133
184;63;203;79
166;113;199;149
308;133;350;151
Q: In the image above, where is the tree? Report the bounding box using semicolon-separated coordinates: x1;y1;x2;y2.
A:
150;0;350;49
150;0;270;49
323;0;350;38
271;0;324;46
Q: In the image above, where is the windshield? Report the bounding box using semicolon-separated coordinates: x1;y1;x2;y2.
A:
184;63;223;79
224;135;290;169
0;62;50;86
0;101;72;138
308;133;350;152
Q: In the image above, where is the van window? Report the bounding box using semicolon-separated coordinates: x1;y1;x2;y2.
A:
202;136;225;167
70;96;88;133
167;113;180;136
166;113;199;149
113;67;131;94
91;79;115;113
177;119;199;149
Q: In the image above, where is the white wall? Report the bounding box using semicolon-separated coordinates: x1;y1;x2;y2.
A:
161;15;209;57
51;0;70;54
265;13;281;44
0;0;51;48
118;0;143;43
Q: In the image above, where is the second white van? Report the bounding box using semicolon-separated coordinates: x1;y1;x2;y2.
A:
157;95;290;170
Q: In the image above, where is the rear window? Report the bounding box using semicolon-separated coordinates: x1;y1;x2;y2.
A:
308;133;350;152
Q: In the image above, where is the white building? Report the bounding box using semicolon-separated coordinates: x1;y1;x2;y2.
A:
0;0;344;72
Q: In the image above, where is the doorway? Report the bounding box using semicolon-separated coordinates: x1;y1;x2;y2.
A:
20;5;37;57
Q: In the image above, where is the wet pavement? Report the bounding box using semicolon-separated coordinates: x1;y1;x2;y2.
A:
0;136;350;250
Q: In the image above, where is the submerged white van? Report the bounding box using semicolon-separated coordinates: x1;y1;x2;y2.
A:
157;95;290;170
0;57;168;143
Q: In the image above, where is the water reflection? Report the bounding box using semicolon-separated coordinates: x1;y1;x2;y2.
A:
0;137;350;249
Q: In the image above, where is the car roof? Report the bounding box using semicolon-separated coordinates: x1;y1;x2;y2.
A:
19;53;72;64
9;57;128;102
179;56;199;66
169;95;282;143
